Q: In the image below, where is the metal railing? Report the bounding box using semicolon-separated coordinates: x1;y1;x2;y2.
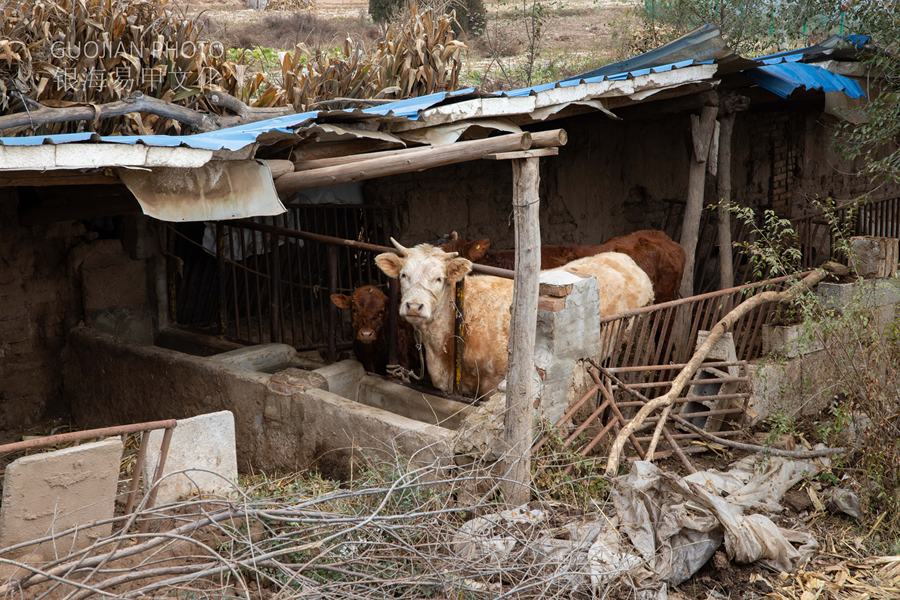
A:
0;420;176;515
537;361;750;467
166;205;514;359
597;271;804;382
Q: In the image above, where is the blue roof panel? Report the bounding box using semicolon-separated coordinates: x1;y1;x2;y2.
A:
748;62;865;99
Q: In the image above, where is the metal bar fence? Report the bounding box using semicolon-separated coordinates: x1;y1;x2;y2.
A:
537;362;750;464
596;272;804;387
0;420;177;516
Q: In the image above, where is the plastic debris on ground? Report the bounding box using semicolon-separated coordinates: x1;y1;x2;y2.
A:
454;452;839;598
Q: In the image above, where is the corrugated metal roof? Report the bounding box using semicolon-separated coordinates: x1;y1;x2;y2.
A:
0;27;872;152
747;62;866;99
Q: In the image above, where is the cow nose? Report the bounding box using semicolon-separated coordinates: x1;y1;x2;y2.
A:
358;328;376;341
404;301;424;315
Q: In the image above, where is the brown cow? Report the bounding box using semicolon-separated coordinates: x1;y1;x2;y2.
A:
478;230;685;302
431;231;491;263
330;286;420;377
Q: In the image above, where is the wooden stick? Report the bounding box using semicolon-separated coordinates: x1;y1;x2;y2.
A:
604;262;848;476
502;156;542;506
670;414;845;458
274;132;546;197
645;403;672;459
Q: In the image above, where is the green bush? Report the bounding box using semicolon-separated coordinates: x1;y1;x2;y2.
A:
369;0;404;24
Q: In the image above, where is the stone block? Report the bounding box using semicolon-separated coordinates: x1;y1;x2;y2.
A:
761;323;823;358
313;360;365;399
849;236;898;279
210;343;301;373
143;411;238;503
0;438;123;559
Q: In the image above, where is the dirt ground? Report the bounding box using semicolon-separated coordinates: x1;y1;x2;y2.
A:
173;0;640;85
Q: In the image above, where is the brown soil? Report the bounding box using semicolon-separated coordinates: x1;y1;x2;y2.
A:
172;0;641;81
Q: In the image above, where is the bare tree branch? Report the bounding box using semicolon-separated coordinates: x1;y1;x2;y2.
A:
0;92;297;134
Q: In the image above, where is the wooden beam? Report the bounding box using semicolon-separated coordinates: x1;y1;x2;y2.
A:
294;145;426;171
292;129;567;172
485;147;559;161
715;95;750;289
679;102;719;298
502;156;541;507
260;159;295;179
527;129;568;148
0;170;119;188
275;132;549;197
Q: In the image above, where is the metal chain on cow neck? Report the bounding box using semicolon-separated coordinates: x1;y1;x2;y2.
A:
386;329;426;384
452;279;465;395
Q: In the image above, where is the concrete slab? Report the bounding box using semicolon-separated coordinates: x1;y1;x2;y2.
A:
314;360;365;400
0;438;123;559
143;411;238;503
209;343;301;372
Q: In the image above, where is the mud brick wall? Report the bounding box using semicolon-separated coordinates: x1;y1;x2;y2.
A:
0;190;157;430
0;190;84;429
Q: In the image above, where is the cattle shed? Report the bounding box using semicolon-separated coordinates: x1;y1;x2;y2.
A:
1;25;897;480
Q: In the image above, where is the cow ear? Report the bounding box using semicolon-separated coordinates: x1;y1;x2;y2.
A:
330;294;351;310
375;252;404;278
446;257;473;282
468;239;491;261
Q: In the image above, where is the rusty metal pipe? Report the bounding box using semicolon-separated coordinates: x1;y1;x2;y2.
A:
144;426;174;513
124;432;150;515
234;220;516;279
0;420;177;455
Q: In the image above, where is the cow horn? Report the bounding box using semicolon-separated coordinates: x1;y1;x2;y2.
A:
445;251;459;259
390;237;408;255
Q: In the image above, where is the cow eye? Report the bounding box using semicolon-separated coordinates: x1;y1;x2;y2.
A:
435;277;443;284
400;273;407;279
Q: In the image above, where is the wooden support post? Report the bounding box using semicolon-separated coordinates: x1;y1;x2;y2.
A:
679;101;719;299
715;94;748;289
502;156;541;506
717;113;735;289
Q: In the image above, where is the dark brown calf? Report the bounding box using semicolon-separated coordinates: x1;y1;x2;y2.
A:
330;285;419;376
430;231;492;262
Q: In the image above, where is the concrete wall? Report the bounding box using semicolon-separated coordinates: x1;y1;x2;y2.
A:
64;328;457;476
0;190;160;431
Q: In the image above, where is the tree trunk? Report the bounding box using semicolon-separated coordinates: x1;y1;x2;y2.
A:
502;156;541;506
679;104;719;298
717;113;736;289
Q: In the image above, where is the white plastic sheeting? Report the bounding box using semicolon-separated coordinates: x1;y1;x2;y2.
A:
454;453;832;598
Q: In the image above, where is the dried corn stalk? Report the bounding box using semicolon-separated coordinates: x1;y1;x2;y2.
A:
0;0;465;135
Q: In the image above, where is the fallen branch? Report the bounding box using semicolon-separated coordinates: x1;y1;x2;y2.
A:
604;262;849;476
670;414;845;458
0;92;296;134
